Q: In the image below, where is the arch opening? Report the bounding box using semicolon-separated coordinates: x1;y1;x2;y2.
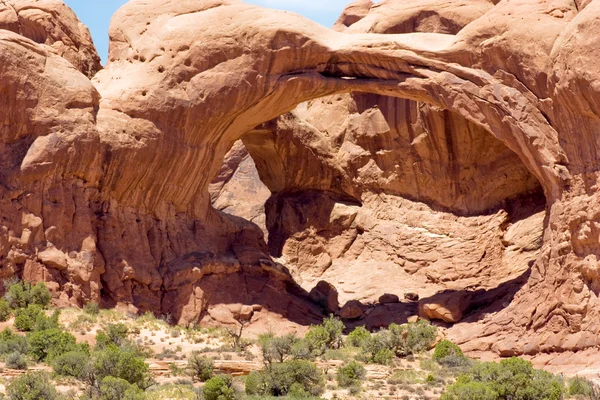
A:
209;90;547;327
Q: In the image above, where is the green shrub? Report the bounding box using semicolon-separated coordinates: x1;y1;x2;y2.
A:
84;302;100;315
305;315;344;355
346;326;370;347
187;351;214;382
5;281;51;309
0;328;28;356
433;340;468;367
372;348;394;365
359;333;393;365
442;357;564;400
442;380;499;400
96;323;129;348
14;305;43;332
7;371;57;400
0;298;12;321
202;375;236;400
27;328;78;362
290;339;314;361
91;345;151;388
259;333;298;364
392;320;437;356
358;321;437;362
99;376;146;400
336;361;366;388
33;310;60;331
245;359;324;397
569;376;596;397
52;351;90;378
433;340;462;360
6;351;28;370
245;372;263;396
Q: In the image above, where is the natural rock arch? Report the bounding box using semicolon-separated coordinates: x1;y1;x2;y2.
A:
2;0;600;355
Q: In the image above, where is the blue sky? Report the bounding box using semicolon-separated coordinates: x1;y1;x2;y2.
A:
63;0;354;65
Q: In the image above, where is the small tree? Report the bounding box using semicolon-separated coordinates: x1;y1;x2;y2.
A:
5;281;51;309
433;340;468;367
225;317;250;351
202;375;236;400
0;298;12;321
258;333;298;364
27;328;78;362
6;351;28;370
99;376;145;400
91;345;151;388
346;326;370;347
14;304;43;332
83;302;100;315
7;371;57;400
52;351;90;379
96;323;129;348
245;359;325;397
187;351;214;382
305;315;344;355
336;361;366;388
0;328;28;356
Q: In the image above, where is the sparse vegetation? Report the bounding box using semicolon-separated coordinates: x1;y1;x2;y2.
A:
336;360;366;388
202;375;236;400
245;359;325;397
0;284;586;400
187;351;214;381
568;376;597;398
346;326;370;347
442;357;564;400
7;371;57;400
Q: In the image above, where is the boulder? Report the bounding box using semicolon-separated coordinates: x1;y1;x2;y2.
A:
419;291;473;323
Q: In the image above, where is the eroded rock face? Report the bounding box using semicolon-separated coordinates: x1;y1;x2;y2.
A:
1;0;600;357
0;0;101;77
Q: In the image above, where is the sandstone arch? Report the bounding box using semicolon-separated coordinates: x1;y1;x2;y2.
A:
2;0;600;355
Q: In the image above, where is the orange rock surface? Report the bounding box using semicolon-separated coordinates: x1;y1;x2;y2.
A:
1;0;600;357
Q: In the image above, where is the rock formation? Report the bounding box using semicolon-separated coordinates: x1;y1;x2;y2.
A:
2;0;600;356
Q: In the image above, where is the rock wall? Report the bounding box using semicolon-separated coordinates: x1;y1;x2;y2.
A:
1;0;600;355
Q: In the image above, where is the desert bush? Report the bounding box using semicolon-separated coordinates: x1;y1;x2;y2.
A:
14;305;43;332
0;298;12;321
5;281;51;310
442;357;564;400
442;380;498;400
33;310;60;331
432;340;469;367
390;320;437;356
91;344;151;388
96;323;129;348
7;371;57;400
187;352;214;382
259;333;298;364
99;376;146;400
5;351;28;370
336;361;366;388
346;326;370;347
359;332;393;365
569;376;597;398
202;375;236;400
305;315;344;355
84;302;100;315
52;351;90;378
245;359;325;397
0;328;28;357
27;328;79;362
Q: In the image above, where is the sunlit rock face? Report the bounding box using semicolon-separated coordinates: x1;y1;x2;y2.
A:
2;0;600;355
